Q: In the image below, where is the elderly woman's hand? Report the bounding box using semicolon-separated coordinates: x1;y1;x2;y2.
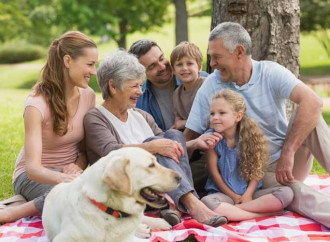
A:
147;139;184;163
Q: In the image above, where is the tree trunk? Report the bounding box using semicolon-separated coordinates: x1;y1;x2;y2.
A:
117;20;127;49
209;0;300;116
174;0;188;45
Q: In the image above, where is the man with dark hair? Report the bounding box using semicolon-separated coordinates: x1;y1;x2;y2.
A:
129;40;179;131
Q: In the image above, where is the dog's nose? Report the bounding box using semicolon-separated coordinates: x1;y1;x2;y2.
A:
174;173;181;183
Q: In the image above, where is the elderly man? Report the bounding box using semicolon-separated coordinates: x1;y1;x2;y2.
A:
184;22;330;228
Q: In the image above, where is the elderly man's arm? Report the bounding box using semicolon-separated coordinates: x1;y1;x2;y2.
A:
276;83;323;185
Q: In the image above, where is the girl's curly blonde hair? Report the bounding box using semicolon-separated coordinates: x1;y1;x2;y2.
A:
212;90;269;181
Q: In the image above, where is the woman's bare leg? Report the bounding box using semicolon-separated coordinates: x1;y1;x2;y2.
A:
0;201;39;223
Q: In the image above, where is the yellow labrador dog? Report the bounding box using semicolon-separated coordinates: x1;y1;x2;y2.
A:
43;147;181;242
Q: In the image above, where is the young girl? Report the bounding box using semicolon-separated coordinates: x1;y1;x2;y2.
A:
0;31;98;223
201;90;294;221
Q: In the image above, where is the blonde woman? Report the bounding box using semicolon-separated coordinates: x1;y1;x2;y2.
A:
201;90;294;221
0;31;98;223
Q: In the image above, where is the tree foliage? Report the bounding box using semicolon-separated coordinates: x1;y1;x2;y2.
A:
0;0;60;46
0;0;170;49
300;0;330;31
55;0;170;48
0;1;30;42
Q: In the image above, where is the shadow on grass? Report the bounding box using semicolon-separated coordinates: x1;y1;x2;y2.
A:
300;65;330;76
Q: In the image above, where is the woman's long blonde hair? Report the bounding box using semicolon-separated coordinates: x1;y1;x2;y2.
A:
34;31;96;136
212;90;269;181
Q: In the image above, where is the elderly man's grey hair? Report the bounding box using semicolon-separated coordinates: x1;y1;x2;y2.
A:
209;22;252;56
97;49;146;100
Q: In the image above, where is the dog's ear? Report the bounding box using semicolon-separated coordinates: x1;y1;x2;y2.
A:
102;157;132;195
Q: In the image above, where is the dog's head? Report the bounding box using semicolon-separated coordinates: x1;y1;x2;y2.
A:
102;147;181;210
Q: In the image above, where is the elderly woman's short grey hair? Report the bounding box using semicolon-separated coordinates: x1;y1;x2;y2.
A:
97;49;146;100
209;22;252;57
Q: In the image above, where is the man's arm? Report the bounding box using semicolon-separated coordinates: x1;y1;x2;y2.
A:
276;83;323;185
183;128;201;141
185;132;222;158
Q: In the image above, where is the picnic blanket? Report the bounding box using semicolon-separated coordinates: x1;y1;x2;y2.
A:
1;175;329;242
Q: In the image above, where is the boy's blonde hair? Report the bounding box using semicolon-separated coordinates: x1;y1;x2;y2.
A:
212;90;269;181
170;41;203;68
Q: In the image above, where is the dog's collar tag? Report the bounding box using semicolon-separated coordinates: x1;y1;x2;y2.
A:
89;197;130;218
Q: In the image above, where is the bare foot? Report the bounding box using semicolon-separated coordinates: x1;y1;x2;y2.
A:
181;193;225;223
0;208;11;224
0;201;39;224
189;200;218;222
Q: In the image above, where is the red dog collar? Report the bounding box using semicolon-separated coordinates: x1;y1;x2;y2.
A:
89;197;130;218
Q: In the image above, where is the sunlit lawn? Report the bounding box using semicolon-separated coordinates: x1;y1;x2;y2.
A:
300;33;330;76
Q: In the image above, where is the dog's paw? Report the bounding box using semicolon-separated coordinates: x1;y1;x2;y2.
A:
147;217;172;230
135;223;151;239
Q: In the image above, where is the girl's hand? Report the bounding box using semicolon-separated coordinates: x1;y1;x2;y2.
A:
63;163;83;175
58;172;80;183
232;194;242;204
240;193;253;203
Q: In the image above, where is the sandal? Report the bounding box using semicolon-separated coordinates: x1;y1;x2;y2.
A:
0;195;26;208
202;215;228;227
159;208;181;226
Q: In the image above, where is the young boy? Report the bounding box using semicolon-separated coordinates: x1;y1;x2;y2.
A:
170;41;206;130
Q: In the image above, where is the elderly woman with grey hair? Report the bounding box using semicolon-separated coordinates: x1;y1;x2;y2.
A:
83;49;227;227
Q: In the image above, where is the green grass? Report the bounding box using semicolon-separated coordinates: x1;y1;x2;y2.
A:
311;110;329;175
300;33;330;76
0;89;28;199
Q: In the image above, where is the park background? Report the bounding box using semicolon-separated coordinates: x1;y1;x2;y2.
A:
0;0;330;200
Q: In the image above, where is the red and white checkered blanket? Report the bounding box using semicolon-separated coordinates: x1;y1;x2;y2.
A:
1;175;329;242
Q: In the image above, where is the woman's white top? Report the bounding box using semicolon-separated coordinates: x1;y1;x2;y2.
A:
97;105;154;144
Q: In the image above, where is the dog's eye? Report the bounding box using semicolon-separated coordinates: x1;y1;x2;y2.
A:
148;163;155;168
